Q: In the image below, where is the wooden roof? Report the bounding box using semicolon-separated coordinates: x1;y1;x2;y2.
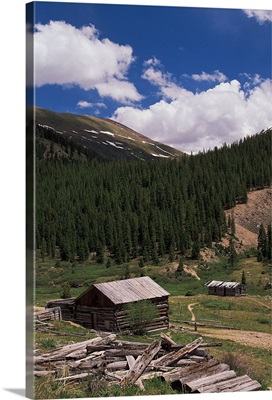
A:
77;276;169;305
205;280;243;288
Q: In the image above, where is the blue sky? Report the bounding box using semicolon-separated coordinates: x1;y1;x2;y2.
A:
29;0;272;153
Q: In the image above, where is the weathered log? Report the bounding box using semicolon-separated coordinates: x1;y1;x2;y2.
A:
174;359;197;366
65;349;87;359
185;370;237;392
160;332;177;348
163;358;220;382
151;337;203;367
126;355;136;369
180;363;230;384
105;349;149;357
170;342;222;350
57;372;90;382
34;370;56;377
120;340;161;387
135;379;145;391
200;374;253;393
86;334;116;353
221;379;262;392
35;337;104;363
107;361;128;370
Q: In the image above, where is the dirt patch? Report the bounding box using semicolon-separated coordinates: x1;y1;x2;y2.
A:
198;328;272;350
183;265;201;280
200;247;219;263
225;188;272;249
34;306;45;312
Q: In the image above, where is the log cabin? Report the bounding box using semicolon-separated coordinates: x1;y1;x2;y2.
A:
205;280;246;296
46;276;170;332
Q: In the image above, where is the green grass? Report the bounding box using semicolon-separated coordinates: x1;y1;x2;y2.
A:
169;294;271;333
35;253;271;306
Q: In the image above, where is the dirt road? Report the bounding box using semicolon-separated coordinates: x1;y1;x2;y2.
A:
196;328;272;350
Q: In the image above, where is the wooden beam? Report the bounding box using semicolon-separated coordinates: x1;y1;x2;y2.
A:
151;337;203;367
120;340;161;387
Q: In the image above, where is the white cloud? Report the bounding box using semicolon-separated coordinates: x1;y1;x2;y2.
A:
77;100;107;109
77;101;93;108
112;78;272;154
34;20;142;103
192;70;228;83
243;9;272;23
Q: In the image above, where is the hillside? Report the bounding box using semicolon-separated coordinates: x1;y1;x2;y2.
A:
225;188;272;249
35;127;271;265
34;107;184;160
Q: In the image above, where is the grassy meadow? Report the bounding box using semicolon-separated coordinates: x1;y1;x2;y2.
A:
34;251;271;397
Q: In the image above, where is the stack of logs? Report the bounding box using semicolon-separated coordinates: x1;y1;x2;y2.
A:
34;307;62;323
34;332;261;393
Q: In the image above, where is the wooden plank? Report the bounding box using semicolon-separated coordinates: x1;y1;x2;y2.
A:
126;355;136;369
186;370;237;392
34;370;56;377
200;375;253;393
181;363;230;384
151;337;203;367
222;380;262;392
120;340;161;387
35;336;104;363
107;361;128;370
163;358;220;382
57;372;89;382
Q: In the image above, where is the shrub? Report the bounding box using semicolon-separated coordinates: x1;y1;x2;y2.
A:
61;282;71;299
185;290;195;296
40;337;57;350
124;299;159;335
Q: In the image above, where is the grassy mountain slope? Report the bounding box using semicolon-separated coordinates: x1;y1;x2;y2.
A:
34;107;185;160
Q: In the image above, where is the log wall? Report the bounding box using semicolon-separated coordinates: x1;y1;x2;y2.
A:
47;296;169;332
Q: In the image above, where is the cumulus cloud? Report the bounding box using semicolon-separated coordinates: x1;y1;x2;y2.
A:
112;76;272;154
142;59;188;101
77;100;107;109
34;20;142;103
192;70;228;83
243;9;272;24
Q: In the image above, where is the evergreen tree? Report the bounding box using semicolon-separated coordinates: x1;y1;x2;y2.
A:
96;242;105;264
267;224;272;261
40;237;47;262
228;237;237;267
191;239;200;260
241;270;246;285
257;223;267;260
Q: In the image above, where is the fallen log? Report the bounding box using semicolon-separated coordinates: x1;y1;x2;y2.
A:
126;355;136;369
163;358;220;382
151;337;203;367
185;370;237;392
120;340;161;387
107;361;128;370
34;370;56;377
200;374;253;393
35;337;104;363
180;363;230;385
221;379;262;392
57;372;90;382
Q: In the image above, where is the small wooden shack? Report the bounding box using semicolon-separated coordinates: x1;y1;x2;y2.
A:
205;280;246;296
47;276;170;332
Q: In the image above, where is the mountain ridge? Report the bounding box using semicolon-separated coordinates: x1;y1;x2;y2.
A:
34;107;185;161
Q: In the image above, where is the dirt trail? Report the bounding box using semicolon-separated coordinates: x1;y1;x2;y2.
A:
188;302;199;322
249;297;272;310
199;328;272;350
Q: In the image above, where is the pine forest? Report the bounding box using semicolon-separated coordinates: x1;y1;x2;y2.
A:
35;126;271;265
